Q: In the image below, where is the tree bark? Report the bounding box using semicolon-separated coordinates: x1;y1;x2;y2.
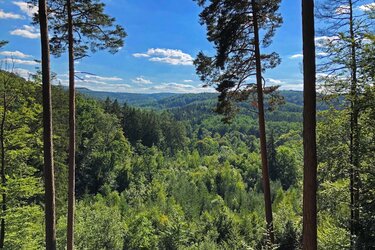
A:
302;0;317;249
67;0;76;249
0;88;6;249
38;0;57;249
348;1;360;247
251;0;275;244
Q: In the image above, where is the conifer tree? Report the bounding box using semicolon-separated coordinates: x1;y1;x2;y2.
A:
316;1;374;246
194;0;283;244
38;0;57;249
30;0;126;248
302;0;317;249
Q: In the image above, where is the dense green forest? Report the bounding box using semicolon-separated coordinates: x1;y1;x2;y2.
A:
1;0;374;249
1;70;374;249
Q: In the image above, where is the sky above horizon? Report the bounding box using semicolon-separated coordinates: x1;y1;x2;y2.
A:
0;0;374;93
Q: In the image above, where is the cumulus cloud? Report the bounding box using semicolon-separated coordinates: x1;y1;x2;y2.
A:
132;77;152;84
0;50;32;58
13;1;38;17
359;3;375;11
10;25;40;39
1;58;39;65
0;9;23;19
133;48;194;66
183;80;193;83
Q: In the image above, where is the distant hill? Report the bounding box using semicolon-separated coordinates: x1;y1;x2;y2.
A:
76;88;307;110
76;88;178;106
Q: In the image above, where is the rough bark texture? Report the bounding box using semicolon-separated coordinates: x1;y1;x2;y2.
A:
67;0;76;249
302;0;317;249
39;0;57;249
251;0;275;244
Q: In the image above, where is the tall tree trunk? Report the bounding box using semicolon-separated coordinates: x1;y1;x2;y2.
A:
251;1;274;244
38;0;57;249
302;0;317;249
67;0;76;249
348;1;360;247
0;91;6;249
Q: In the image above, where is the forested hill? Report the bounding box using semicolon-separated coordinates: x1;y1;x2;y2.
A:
76;87;177;106
77;87;305;109
2;69;374;249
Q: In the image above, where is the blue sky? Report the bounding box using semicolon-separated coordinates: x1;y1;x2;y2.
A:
0;0;373;93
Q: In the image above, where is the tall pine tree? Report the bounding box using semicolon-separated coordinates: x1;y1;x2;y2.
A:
29;0;126;248
38;0;57;249
194;0;283;244
302;0;317;249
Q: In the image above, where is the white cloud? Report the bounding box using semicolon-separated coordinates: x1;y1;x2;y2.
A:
10;25;40;39
3;67;34;79
149;82;215;93
132;53;150;58
1;58;39;65
290;52;328;59
183;80;193;83
77;81;132;92
132;77;152;84
13;68;33;78
268;78;285;85
0;50;32;58
56;73;213;93
13;1;38;17
359;3;375;12
315;36;339;47
0;9;23;19
266;78;304;91
335;5;350;14
133;48;194;66
83;74;123;81
289;54;303;59
56;73;132;91
279;83;304;91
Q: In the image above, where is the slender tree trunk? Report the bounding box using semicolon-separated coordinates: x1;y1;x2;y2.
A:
38;0;57;249
302;0;317;249
67;0;76;249
348;1;360;247
0;92;6;249
251;1;274;244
